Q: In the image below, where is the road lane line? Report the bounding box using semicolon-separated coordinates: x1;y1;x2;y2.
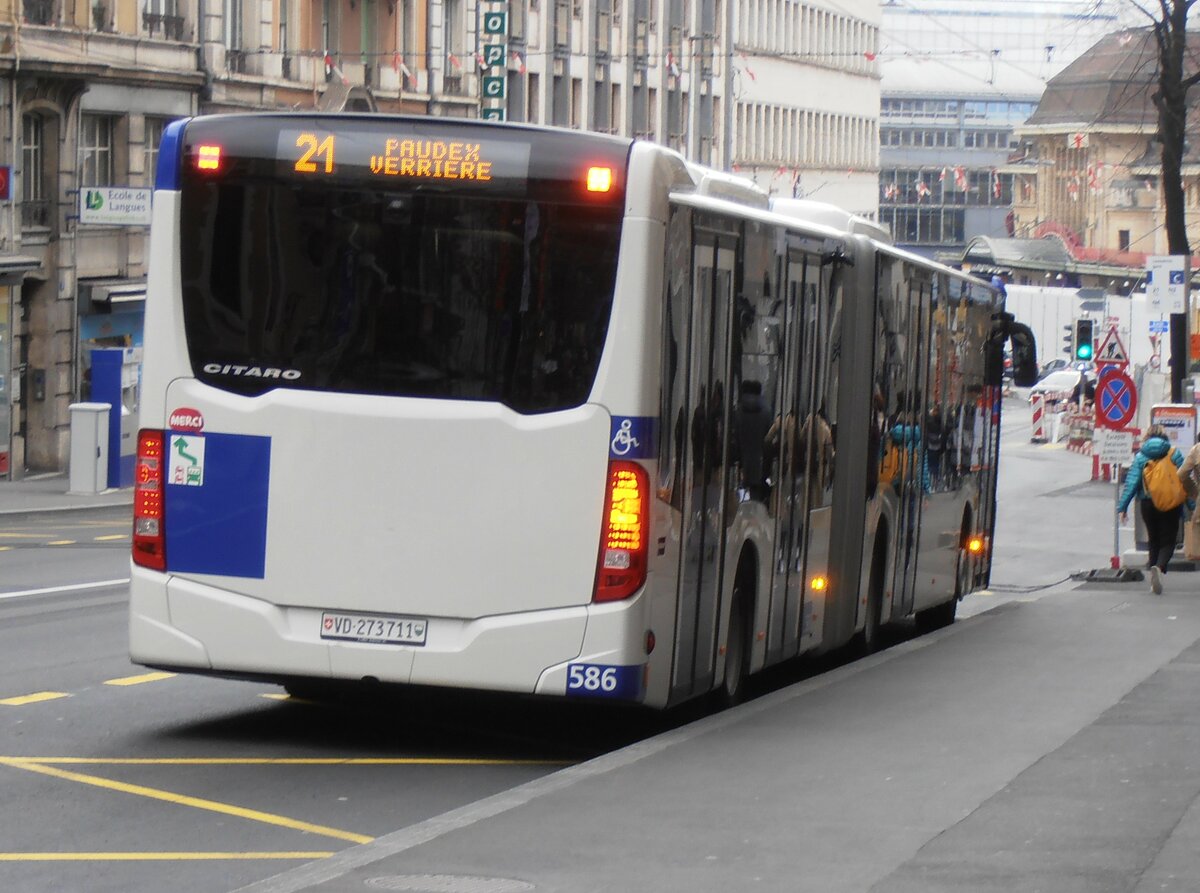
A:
0;692;71;707
0;759;374;844
93;534;128;542
47;540;76;546
104;672;177;687
0;579;130;601
7;757;568;767
0;852;335;861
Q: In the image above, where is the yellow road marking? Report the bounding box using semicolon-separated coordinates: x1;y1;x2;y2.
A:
0;852;334;861
260;693;291;701
0;533;54;539
0;546;10;552
0;759;374;844
104;672;176;687
93;535;128;542
0;692;70;707
47;540;76;546
6;756;567;766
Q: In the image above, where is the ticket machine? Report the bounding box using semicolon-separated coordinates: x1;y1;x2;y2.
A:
91;347;142;488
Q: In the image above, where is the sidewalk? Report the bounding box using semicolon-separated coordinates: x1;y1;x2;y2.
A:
0;474;133;515
230;581;1200;893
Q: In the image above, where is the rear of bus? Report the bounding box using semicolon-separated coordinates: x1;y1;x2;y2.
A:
130;115;658;703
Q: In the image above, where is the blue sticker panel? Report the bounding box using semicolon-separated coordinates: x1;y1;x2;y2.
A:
565;663;644;700
165;432;271;579
609;416;657;459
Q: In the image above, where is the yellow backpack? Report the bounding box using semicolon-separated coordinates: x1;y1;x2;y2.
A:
1143;449;1186;511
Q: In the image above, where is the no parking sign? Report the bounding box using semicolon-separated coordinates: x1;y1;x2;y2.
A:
1096;369;1136;430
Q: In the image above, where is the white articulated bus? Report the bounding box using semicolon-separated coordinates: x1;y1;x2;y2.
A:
130;114;1035;708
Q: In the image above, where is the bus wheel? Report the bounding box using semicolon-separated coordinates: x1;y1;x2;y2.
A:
857;538;886;655
717;579;751;708
916;547;964;632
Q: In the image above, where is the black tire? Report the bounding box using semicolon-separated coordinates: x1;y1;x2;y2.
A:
916;545;966;633
856;539;886;655
716;579;751;709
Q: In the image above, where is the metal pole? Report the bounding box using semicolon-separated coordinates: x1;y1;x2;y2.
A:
1170;257;1190;402
721;0;733;169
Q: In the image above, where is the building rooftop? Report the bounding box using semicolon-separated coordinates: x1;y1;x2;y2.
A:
1025;27;1200;129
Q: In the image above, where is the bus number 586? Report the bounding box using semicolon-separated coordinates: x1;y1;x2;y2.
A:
568;664;618;693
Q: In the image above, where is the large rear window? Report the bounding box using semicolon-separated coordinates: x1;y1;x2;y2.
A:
176;115;630;413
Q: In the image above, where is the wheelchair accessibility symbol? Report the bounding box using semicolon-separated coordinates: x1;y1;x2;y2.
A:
608;417;655;459
611;420;640;456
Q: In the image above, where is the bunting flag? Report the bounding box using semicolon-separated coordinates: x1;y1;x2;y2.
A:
1067;178;1080;202
884;183;899;200
475;51;488;72
323;53;350;86
953;166;967;192
448;53;463;71
864;51;877;61
916;180;930;200
510;50;526;74
1087;162;1105;192
938;167;947;183
394;54;416;87
992;170;1002;199
666;50;680;77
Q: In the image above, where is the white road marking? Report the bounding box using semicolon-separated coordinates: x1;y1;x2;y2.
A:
0;579;131;601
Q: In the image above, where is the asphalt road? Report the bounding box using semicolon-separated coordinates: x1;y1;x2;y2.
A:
0;394;1118;893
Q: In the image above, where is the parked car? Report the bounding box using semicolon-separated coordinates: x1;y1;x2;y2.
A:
1029;370;1085;407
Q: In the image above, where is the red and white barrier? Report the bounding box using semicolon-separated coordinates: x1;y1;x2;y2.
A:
1030;393;1047;442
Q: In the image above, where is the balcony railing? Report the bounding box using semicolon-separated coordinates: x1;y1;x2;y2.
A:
143;11;187;40
23;0;55;25
21;200;53;230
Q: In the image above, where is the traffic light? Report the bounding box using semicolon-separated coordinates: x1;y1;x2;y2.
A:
1062;324;1074;356
1073;318;1095;361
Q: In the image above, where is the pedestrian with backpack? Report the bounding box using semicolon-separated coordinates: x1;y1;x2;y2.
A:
1118;424;1187;594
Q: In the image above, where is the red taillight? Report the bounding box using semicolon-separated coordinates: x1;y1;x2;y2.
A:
195;144;222;171
133;429;166;571
593;460;649;603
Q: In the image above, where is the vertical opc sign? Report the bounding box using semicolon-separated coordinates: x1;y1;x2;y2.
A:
481;6;508;121
1146;255;1187;314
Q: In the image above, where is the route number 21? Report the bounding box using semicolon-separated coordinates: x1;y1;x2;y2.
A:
294;133;335;174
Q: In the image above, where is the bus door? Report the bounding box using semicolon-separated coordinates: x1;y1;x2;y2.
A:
889;273;931;617
765;249;819;662
672;228;738;698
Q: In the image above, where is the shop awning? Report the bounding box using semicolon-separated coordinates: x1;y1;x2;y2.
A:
86;279;147;308
0;254;42;285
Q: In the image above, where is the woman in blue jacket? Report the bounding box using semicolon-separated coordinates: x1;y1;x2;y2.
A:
1118;424;1185;594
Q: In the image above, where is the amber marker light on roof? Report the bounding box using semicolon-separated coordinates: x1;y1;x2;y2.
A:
586;166;614;193
967;536;986;555
196;145;222;171
810;575;829;592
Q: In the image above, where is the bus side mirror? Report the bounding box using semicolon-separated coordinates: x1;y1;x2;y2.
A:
1008;322;1038;387
987;313;1039;388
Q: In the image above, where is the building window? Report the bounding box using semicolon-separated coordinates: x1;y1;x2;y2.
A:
1119;229;1131;251
21;114;50;229
144;0;185;39
144;118;166;187
444;0;465;91
80;115;114;188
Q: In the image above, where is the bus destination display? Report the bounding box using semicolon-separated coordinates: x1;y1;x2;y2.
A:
277;130;531;183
